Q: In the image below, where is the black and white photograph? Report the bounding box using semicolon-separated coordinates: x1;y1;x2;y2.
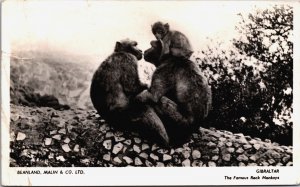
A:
1;0;300;186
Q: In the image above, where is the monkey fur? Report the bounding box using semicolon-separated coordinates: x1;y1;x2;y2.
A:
151;21;193;60
138;40;212;145
90;39;169;145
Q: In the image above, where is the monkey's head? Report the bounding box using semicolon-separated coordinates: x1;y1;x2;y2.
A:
151;21;169;40
114;39;143;60
144;40;163;67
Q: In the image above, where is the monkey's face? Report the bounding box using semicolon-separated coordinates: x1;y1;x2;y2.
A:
114;39;143;60
144;40;163;67
152;22;169;40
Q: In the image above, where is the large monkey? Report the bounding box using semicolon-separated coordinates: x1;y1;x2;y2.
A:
151;21;193;60
138;40;212;145
90;39;169;145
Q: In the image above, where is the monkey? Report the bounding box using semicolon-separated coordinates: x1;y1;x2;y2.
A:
90;39;169;146
137;39;212;145
151;21;194;60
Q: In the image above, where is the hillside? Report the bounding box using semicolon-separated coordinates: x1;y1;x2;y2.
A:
10;104;293;167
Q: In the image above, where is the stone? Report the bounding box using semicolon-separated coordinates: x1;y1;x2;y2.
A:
227;147;235;153
249;139;257;145
243;144;252;150
145;160;154;167
250;155;259;162
152;144;159;151
134;137;142;144
253;144;261;150
112;143;124;154
156;162;165;167
142;144;150;150
286;162;293;166
182;149;191;159
105;132;114;138
208;161;216;167
157;149;168;154
134;157;143;166
225;142;233;147
16;132;26;141
219;137;227;142
202;155;210;161
237;154;249;162
123;156;133;164
222;154;231;162
133;145;141;153
56;155;65;162
212;155;219;161
282;156;291;163
103;154;111;161
182;159;191;167
236;148;244;154
175;148;183;153
192;150;201;159
192;160;203;167
261;161;269;166
211;132;221;138
207;142;217;148
115;137;125;142
113;157;122;164
268;159;276;165
103;140;112;150
73;144;80;152
114;131;124;137
254;137;261;141
244;136;252;141
44;138;52;146
276;163;283;166
271;151;281;159
58;128;66;134
64;138;71;144
265;139;271;143
150;153;159;161
234;133;245;138
239;162;246;166
217;142;225;148
52;134;61;140
163;154;172;161
62;144;71;152
170;149;175;155
81;158;90;165
124;139;132;145
139;152;149;159
50;130;57;135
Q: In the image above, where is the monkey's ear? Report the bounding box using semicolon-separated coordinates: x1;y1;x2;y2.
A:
164;23;170;30
114;41;123;52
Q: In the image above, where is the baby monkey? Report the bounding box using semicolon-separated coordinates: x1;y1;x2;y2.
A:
151;21;193;60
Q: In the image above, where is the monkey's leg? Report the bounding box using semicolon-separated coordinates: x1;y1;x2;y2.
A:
132;105;170;146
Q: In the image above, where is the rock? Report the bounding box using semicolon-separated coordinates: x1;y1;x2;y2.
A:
182;149;191;159
254;137;261;141
62;144;71;152
134;157;143;166
282;156;291;163
145;160;154;167
156;162;165;167
115;136;125;142
56;155;65;162
133;145;141;153
243;144;252;150
51;112;59;118
265;139;271;143
170;149;175;155
44;138;52;146
73;144;80;152
58;128;66;134
207;142;217;148
52;134;61;140
182;159;191;167
105;132;114;138
202;155;210;161
222;154;231;162
124;139;132;145
48;152;55;159
261;161;269;166
239;162;246;166
113;157;122;164
236;148;244;154
253;144;261;150
219;137;226;142
139;152;149;159
114;131;124;137
211;132;221;138
276;163;283;166
192;160;203;167
103;154;111;161
244;135;252;141
81;158;90;165
227;147;235;153
208;161;216;167
163;154;172;161
142;144;150;151
50;130;57;135
271;151;281;159
157;149;168;154
64;138;70;144
237;154;249;162
175;148;183;153
249;139;257;145
150;153;159;161
134;137;142;144
286;162;293;166
225;142;232;147
235;133;244;138
236;138;248;144
16;132;26;141
192;150;201;159
123;156;133;164
112;143;124;154
249;155;259;162
152;144;159;151
103;140;112;150
268;159;276;165
217;142;224;147
212;155;219;161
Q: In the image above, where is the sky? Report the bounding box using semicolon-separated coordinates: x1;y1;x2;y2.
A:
2;1;288;60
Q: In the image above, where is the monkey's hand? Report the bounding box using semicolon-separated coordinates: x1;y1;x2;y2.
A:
135;90;153;104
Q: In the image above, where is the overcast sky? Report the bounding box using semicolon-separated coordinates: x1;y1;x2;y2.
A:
3;1;288;60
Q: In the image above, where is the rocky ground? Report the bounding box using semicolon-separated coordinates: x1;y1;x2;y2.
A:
10;104;293;167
